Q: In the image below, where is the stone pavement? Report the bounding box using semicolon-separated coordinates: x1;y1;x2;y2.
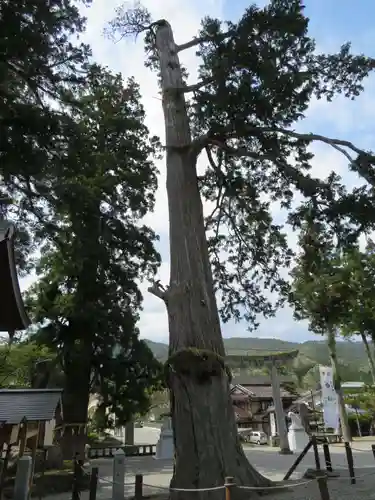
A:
42;434;375;500
87;441;375;498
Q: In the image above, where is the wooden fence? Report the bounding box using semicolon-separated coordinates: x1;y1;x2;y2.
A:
87;444;156;459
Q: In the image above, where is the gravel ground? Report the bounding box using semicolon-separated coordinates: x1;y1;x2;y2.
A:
41;437;375;500
258;468;375;500
91;467;375;500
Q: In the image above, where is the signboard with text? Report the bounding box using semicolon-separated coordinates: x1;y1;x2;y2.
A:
319;365;339;430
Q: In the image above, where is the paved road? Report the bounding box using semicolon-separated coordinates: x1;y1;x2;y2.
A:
131;426;160;445
45;436;375;500
85;441;375;498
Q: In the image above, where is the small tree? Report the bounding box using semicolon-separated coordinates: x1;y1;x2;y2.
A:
108;0;375;490
338;243;375;383
0;340;55;388
290;216;354;441
27;65;164;458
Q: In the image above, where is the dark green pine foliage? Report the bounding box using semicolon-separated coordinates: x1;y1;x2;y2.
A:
27;66;164;445
290;215;357;334
338;243;375;342
180;0;375;328
0;0;91;268
1;0;164;443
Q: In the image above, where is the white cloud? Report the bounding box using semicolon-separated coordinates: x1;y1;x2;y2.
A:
78;0;225;342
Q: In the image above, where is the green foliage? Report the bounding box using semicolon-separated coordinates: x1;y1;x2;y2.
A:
0;0;164;426
346;386;375;414
337;242;375;342
0;0;93;269
0;341;55;387
109;0;375;330
25;63;164;425
289;216;358;334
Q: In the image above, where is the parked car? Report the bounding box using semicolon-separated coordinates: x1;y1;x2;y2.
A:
249;431;268;445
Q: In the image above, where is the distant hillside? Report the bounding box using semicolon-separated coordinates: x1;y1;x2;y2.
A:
145;337;373;384
144;340;169;361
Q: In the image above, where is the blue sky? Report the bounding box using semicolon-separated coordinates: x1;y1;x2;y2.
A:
20;0;375;344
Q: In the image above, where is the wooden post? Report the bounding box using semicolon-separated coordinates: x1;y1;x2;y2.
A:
283;439;312;480
270;363;291;454
112;448;125;500
316;471;330;500
0;440;12;496
225;476;234;500
311;435;321;471
125;422;135;445
14;456;32;500
71;457;83;500
89;467;98;500
344;442;355;485
18;420;28;458
135;474;143;500
38;449;47;500
29;422;41;491
323;443;332;472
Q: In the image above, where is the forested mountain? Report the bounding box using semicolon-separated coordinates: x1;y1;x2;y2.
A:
145;337;373;385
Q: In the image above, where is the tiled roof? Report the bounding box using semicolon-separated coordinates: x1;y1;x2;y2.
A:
231;375;294;386
243;385;294;399
0;389;62;424
233;406;251;421
230;384;255;397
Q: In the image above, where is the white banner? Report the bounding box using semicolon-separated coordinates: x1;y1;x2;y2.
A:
319;365;339;430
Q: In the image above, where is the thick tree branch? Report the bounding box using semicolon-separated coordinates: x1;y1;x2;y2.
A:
182;77;214;93
192;126;369;165
176;30;234;52
207;139;273;161
147;280;169;302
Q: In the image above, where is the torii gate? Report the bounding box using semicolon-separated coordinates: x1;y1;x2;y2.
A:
227;349;299;454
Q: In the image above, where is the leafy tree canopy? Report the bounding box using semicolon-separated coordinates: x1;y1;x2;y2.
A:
109;0;375;330
2;0;165;427
0;340;55;388
26;63;164;426
0;0;93;269
337;242;375;342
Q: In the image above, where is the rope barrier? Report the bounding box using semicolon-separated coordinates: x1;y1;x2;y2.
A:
237;479;314;490
98;477;136;487
83;440;375;497
141;483;170;491
349;446;371;452
335;469;375;480
93;469;375;496
171;486;225;492
143;482;226;492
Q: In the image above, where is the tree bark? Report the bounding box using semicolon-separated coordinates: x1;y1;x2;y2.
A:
59;337;92;460
327;331;351;442
360;332;375;384
154;21;272;498
125;421;135;445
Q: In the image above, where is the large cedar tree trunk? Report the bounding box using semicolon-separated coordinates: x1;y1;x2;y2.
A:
59;341;92;460
154;21;272;496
